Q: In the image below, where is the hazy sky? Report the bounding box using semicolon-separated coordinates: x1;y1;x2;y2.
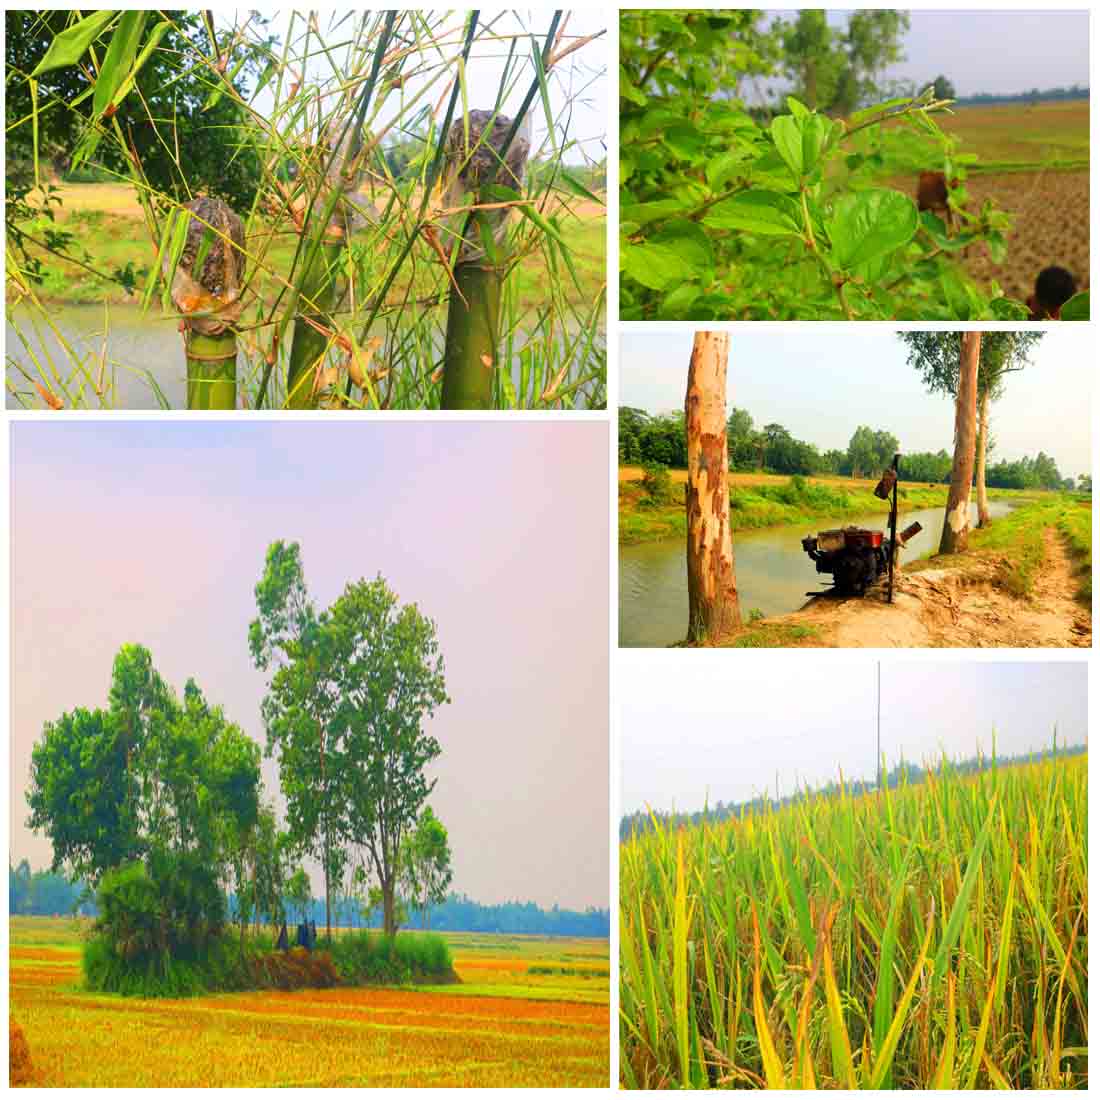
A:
620;327;1092;478
232;9;607;166
621;656;1086;813
11;420;609;910
760;10;1089;98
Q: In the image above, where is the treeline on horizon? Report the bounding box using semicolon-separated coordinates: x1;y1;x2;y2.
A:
954;84;1088;107
619;406;1083;492
620;740;1087;842
7;865;610;938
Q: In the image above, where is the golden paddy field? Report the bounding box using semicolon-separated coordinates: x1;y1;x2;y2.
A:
9;917;609;1087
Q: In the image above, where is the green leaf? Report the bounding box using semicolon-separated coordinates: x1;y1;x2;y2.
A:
621;242;697;292
706;150;752;192
786;96;809;119
557;170;604;205
703;190;803;237
1060;290;1089;321
651;220;715;284
658;285;701;320
828;189;918;269
620;200;687;226
770;115;804;180
664;125;705;161
93;10;148;119
31;10;117;76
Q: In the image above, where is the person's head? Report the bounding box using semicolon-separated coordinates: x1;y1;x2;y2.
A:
1029;266;1077;319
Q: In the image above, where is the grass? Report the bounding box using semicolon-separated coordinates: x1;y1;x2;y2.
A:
10;916;609;1086
908;494;1093;603
619;468;1031;547
620;752;1087;1089
9;184;607;313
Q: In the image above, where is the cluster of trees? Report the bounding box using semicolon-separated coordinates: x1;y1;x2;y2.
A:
770;10;910;116
956;84;1089;106
623;402;1072;491
620;741;1086;841
27;542;453;968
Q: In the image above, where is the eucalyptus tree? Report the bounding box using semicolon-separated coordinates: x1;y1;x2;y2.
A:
685;331;740;642
399;806;454;930
901;331;1043;527
328;577;450;937
249;540;345;941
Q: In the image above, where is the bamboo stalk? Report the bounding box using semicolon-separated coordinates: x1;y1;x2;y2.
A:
168;196;245;410
439;110;530;409
185;330;238;409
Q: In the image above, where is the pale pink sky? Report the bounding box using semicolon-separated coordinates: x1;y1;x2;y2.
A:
11;420;609;910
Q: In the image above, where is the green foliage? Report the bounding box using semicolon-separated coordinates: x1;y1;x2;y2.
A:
328;931;455;984
640;463;677;506
399;807;454;930
899;331;1044;399
6;10;268;210
251;541;450;939
619;11;1023;320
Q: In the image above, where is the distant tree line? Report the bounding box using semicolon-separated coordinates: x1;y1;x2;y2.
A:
9;861;93;916
954;84;1089;107
620;741;1086;842
9;861;609;938
619;406;1073;489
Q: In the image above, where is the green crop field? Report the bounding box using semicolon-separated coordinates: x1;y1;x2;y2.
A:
620;753;1087;1089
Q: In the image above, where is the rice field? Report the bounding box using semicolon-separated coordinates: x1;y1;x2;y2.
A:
620;754;1087;1089
10;918;609;1087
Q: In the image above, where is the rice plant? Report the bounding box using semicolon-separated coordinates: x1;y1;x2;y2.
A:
6;10;606;409
620;750;1087;1089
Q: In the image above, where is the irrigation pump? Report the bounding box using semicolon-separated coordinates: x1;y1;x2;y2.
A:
168;197;246;410
801;454;922;598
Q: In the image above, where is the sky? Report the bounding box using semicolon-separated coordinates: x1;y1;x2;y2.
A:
10;420;609;911
759;10;1089;99
620;327;1092;478
621;656;1087;814
228;9;607;167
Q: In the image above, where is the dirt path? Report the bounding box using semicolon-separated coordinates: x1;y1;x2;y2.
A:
761;527;1090;648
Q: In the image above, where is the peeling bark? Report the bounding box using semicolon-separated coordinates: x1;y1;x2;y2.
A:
685;332;740;641
976;387;991;528
939;332;981;554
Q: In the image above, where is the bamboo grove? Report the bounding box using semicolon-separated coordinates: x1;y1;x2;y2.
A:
620;753;1087;1089
6;10;606;409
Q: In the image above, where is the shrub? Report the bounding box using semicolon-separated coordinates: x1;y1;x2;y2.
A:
328;931;456;985
640;463;677;506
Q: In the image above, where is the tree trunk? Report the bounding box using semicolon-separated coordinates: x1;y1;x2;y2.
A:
323;825;332;943
383;881;396;938
939;332;981;553
685;332;740;641
975;387;992;528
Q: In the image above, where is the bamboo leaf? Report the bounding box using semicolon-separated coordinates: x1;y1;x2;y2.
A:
31;10;117;76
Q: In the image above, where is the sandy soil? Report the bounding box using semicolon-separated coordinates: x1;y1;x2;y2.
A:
764;526;1090;648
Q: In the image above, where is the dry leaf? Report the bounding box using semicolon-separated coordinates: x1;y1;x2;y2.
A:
34;382;63;410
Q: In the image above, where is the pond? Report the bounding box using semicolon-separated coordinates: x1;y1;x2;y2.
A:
6;303;602;409
619;500;1017;648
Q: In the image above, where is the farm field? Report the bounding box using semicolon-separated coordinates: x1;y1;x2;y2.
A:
10;918;609;1087
882;100;1089;305
620;753;1088;1089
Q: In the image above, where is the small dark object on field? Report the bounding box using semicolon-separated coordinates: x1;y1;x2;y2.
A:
1028;265;1077;320
10;1020;33;1086
276;923;289;951
916;170;960;229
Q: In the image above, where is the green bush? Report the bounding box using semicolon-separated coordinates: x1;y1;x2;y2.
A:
640;462;677;507
328;931;456;985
